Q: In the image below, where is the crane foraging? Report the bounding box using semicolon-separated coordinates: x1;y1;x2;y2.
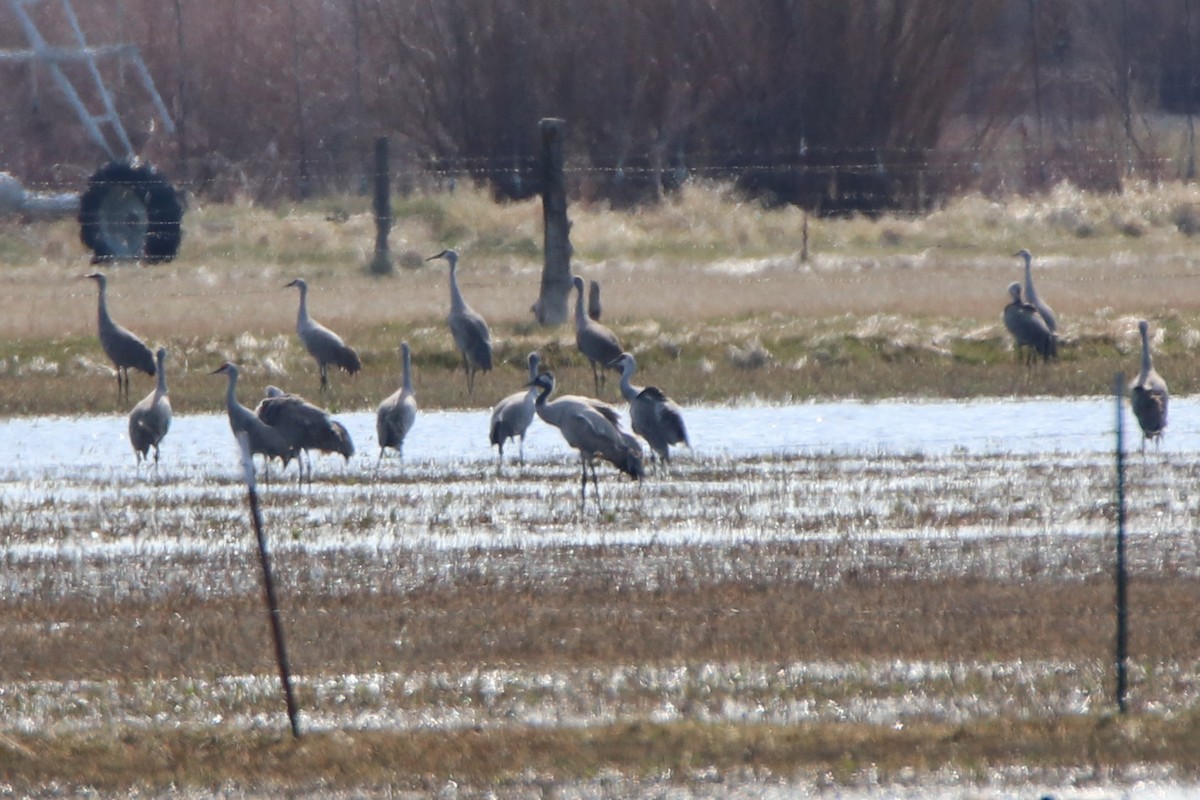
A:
609;352;690;467
1129;319;1168;452
85;271;156;400
211;362;297;474
1014;249;1057;333
488;351;541;470
1003;282;1057;361
285;278;361;393
427;249;493;393
376;341;418;463
128;346;172;465
256;385;355;483
573;275;623;394
530;370;643;506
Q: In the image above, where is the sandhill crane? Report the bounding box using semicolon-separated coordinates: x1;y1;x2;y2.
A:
587;279;603;322
377;341;418;463
1014;249;1057;333
285;278;361;393
610;352;690;467
573;275;623;394
85;271;156;400
1130;319;1168;452
210;362;296;474
1003;282;1057;361
128;346;171;465
531;370;643;506
256;385;355;483
489;351;541;470
426;249;493;393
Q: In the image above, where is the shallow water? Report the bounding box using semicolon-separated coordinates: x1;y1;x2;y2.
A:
0;395;1189;478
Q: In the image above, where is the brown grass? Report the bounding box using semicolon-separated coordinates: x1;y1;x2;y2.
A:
3;181;1200;414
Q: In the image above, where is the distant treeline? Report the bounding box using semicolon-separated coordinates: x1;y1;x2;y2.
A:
1;0;1196;213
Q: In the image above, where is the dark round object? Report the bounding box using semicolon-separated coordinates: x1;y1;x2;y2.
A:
79;160;183;263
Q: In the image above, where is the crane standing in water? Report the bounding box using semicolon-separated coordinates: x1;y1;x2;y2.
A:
128;346;171;465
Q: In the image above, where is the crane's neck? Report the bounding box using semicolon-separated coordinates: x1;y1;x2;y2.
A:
617;360;640;402
295;285;310;326
155;356;168;399
448;263;466;312
401;347;413;392
1140;330;1153;383
573;285;586;326
526;355;540;383
95;283;112;326
1023;259;1040;304
224;371;240;412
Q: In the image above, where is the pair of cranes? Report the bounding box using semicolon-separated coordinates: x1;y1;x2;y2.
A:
1002;249;1168;451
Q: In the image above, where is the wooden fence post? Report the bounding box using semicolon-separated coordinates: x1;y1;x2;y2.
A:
369;136;393;275
533;118;572;325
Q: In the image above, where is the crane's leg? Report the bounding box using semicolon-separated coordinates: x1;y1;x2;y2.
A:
320;365;329;394
591;362;601;395
589;460;601;507
579;455;588;507
518;435;525;466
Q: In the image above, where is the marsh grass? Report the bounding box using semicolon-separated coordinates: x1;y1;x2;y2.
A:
3;181;1200;415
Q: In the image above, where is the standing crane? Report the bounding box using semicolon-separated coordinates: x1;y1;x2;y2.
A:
531;370;643;507
489;351;541;471
210;362;297;474
427;249;493;394
573;275;623;394
285;278;361;393
1014;249;1057;333
1003;282;1056;362
1129;319;1168;452
610;352;690;467
128;346;171;465
376;341;418;463
256;385;355;483
85;271;155;400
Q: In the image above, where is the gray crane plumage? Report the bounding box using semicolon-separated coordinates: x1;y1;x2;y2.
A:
489;351;541;469
128;346;172;465
286;278;361;393
531;370;643;505
210;362;296;471
85;271;156;400
587;279;603;322
1003;282;1057;361
256;385;355;482
573;275;623;394
1130;319;1168;451
427;249;493;393
610;352;690;466
1014;249;1057;333
376;341;418;462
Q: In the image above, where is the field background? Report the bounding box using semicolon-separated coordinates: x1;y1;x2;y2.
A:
2;180;1200;415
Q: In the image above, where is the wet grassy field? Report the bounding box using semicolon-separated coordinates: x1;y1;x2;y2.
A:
3;182;1200;796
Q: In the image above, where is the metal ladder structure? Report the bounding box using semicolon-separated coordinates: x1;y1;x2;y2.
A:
0;0;174;161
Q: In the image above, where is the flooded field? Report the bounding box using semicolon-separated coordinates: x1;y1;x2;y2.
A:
2;397;1200;797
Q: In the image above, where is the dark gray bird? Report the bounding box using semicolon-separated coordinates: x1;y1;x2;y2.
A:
256;385;355;483
376;341;418;462
1014;249;1057;333
427;249;493;393
489;351;541;470
610;352;690;467
531;370;643;506
285;278;362;393
210;362;296;472
1130;319;1168;452
128;346;172;465
573;275;623;394
85;271;156;400
1003;282;1057;361
587;279;603;322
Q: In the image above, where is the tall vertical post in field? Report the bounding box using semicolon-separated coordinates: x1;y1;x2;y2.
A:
533;117;573;325
1113;372;1129;714
369;136;393;275
236;433;302;740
